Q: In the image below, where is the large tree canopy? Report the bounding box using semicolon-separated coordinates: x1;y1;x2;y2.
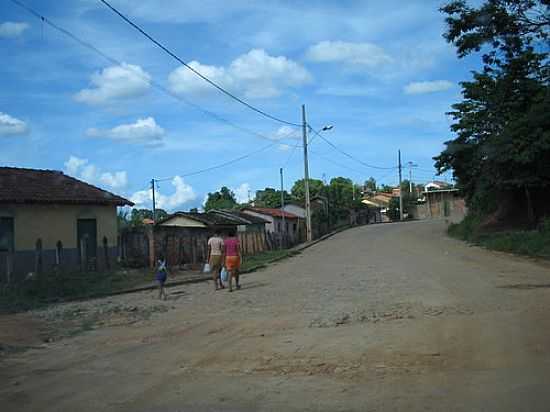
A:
204;186;238;211
435;0;550;223
254;187;292;208
291;179;326;201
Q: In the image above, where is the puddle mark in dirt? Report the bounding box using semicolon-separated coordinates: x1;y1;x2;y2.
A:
498;283;550;290
309;303;474;328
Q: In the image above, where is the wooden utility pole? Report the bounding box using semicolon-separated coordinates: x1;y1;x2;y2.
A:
151;178;157;223
398;150;404;221
280;167;286;248
302;104;312;241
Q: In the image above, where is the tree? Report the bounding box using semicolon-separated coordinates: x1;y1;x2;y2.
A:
254;187;292;208
291;179;326;202
364;177;377;192
434;0;550;224
129;208;168;226
379;184;394;193
204;186;238;211
189;207;199;213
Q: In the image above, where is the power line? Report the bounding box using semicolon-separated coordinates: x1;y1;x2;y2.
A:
98;0;301;127
8;0;301;148
154;142;278;182
309;149;367;176
308;126;397;170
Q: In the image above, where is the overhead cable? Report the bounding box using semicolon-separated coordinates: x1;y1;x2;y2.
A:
8;0;300;147
308;126;397;170
98;0;301;127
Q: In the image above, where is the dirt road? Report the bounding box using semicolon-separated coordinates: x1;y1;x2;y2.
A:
2;221;550;411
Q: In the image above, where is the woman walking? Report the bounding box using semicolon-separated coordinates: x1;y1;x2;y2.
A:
224;230;241;292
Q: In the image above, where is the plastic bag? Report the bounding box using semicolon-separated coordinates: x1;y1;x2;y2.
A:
220;267;228;282
203;263;211;273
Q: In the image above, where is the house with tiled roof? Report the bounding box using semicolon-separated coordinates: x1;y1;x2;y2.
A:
241;207;302;240
0;167;133;279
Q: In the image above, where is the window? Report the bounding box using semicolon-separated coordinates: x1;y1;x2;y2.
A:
277;222;281;232
0;217;14;252
293;223;297;232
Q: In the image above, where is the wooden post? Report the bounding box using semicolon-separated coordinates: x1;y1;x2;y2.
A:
80;238;87;272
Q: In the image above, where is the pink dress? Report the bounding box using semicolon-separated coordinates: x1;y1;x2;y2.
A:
224;237;240;270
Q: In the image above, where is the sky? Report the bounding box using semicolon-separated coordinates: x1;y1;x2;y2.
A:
1;0;480;211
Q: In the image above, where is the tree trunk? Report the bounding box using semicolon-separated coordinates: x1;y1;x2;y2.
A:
524;185;535;226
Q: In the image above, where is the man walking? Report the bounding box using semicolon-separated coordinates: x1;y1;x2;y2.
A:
207;231;225;290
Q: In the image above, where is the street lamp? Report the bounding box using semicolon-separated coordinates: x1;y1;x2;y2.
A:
302;116;333;242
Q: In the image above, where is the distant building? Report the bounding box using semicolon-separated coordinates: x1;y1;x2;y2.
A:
241;207;301;239
0;167;133;280
425;181;451;191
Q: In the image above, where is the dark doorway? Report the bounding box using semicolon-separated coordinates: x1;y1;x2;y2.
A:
0;217;14;252
77;219;97;263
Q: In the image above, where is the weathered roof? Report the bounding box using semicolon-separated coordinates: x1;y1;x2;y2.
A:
210;209;269;225
157;211;238;227
0;167;133;206
241;207;299;219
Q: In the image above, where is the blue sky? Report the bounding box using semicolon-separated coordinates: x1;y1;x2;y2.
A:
1;0;480;211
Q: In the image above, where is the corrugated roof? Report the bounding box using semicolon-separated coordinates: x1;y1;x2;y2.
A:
157;211;239;227
0;167;133;206
241;207;299;219
209;209;269;225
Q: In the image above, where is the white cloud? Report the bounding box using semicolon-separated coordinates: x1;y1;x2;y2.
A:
404;80;453;95
168;49;312;99
272;125;301;141
74;63;151;105
100;171;128;189
0;22;29;39
306;41;392;68
0;112;28;136
278;144;291;151
86;117;165;146
130;176;196;210
232;183;251;204
64;156;128;190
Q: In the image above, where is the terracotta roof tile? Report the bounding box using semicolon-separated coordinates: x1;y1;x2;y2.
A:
0;167;133;206
241;207;299;219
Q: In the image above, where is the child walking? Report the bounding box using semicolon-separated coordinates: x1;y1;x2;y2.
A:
155;255;169;300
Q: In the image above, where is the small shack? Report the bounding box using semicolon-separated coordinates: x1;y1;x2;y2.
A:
153;212;239;268
208;209;269;255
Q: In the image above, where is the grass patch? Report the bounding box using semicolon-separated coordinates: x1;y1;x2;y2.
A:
241;249;299;272
0;268;154;314
448;215;550;259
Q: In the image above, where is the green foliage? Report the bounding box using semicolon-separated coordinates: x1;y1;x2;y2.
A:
255;187;292;208
204;186;237;211
364;177;377;191
435;0;550;222
449;214;550;258
291;179;325;201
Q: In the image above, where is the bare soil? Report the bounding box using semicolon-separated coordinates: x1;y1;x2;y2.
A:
1;220;550;411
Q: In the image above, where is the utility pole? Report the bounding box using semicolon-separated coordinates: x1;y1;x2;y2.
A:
302;104;312;242
406;161;418;194
151;178;157;223
398;150;404;221
280;167;286;249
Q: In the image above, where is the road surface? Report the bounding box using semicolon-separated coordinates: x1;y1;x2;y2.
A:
2;220;550;411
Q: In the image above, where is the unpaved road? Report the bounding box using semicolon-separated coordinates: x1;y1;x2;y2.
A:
2;221;550;411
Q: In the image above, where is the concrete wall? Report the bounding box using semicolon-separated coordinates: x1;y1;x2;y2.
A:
0;203;118;250
0;203;119;280
409;192;467;223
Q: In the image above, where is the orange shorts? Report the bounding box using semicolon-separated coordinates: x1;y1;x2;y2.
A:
225;256;241;271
